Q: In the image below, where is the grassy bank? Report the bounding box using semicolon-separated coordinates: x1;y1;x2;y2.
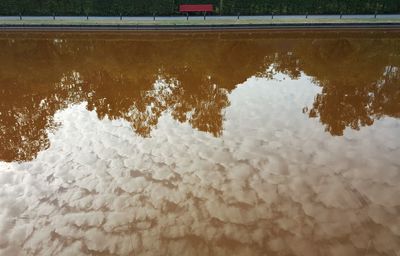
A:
1;17;400;26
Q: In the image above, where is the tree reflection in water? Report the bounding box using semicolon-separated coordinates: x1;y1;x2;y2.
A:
0;31;399;162
300;38;400;135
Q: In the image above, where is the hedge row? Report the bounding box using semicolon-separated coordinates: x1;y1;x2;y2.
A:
0;0;399;16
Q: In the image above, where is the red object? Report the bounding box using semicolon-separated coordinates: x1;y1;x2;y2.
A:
179;4;213;12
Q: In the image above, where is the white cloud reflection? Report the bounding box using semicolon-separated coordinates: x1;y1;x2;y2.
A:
0;74;399;256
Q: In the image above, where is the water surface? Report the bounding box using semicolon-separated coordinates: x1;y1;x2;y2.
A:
0;30;399;256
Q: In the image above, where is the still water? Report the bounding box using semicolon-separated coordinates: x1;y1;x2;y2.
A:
0;30;399;255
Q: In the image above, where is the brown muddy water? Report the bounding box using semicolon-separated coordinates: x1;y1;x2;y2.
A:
0;30;399;256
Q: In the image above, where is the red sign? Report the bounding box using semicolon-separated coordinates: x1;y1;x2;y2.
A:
179;4;213;12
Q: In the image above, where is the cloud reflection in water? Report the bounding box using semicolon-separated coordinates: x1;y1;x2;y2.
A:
0;31;399;255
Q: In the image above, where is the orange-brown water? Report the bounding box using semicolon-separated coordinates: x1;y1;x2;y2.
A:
0;30;399;255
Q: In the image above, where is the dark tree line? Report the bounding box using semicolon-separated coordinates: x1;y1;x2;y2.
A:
0;0;399;16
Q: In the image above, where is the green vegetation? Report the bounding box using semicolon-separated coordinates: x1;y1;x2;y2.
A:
0;0;399;16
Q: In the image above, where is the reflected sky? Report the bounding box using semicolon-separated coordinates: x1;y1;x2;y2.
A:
0;31;399;256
